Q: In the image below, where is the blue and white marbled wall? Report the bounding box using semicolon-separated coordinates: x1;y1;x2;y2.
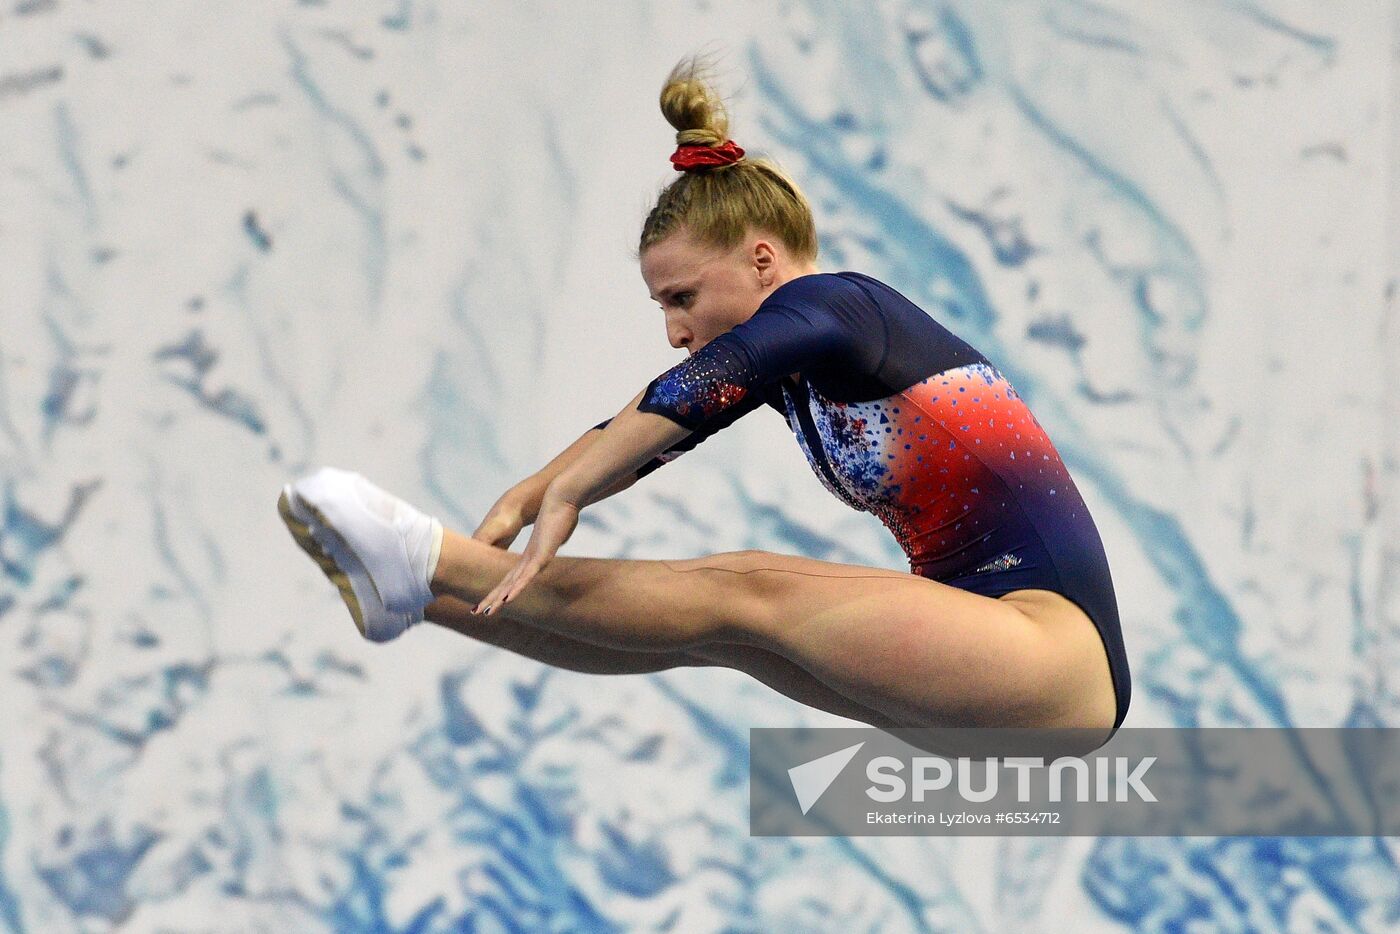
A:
3;0;1399;931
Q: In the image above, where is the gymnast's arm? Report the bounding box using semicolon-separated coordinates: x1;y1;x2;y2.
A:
548;302;846;510
497;424;637;530
547;386;699;510
498;384;769;541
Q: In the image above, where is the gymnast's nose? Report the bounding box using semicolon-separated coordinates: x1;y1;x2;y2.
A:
667;323;693;352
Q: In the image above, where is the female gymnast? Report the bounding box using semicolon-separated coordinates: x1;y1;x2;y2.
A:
278;55;1130;747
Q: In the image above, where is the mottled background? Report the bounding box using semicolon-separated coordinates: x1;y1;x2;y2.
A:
3;0;1399;931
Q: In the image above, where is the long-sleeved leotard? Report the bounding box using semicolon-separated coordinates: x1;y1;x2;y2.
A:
595;271;1131;734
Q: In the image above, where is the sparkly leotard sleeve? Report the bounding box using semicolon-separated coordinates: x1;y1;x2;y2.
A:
634;300;866;430
591;384;778;479
590;295;867;478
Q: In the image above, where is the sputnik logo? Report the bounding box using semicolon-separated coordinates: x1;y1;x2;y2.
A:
788;742;866;814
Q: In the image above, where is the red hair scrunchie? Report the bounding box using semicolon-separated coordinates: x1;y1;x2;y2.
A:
669;139;746;172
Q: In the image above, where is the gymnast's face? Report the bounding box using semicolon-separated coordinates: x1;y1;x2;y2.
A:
641;227;796;355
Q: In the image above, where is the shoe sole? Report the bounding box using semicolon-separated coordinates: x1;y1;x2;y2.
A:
278;486;370;638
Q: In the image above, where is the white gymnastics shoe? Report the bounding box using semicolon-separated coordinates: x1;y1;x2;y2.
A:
277;468;444;642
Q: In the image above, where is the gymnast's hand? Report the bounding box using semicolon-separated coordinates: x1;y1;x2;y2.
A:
472;489;530;549
473;489;580;616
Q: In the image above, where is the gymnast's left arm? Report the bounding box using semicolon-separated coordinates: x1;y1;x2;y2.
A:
470;385;693;615
473;311;843;615
546;326;783;511
549;386;694;509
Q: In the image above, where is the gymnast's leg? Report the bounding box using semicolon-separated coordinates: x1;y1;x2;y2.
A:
424;589;905;728
424;591;690;674
278;471;901;726
430;528;1113;734
284;471;1110;735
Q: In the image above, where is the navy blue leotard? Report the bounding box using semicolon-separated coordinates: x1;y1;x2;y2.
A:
594;271;1131;733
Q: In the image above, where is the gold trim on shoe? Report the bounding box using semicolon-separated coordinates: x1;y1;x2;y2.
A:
278;488;367;638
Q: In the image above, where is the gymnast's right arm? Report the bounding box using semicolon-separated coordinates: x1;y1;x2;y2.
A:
473;385;725;547
471;422;637;547
476;295;847;545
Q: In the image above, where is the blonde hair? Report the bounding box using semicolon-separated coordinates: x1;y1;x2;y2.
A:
637;53;819;263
